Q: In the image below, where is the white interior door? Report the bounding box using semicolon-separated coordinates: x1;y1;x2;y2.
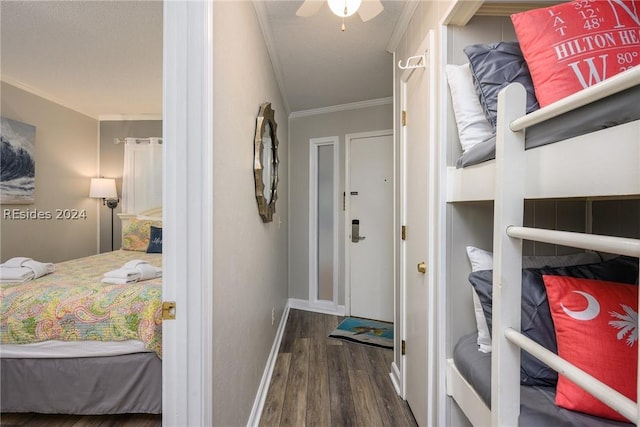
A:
401;31;435;427
348;131;394;322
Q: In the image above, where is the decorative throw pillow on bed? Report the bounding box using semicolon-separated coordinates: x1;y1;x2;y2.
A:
445;63;495;153
122;218;162;251
463;41;539;129
511;1;640;107
465;246;601;353
468;255;639;386
146;226;163;253
543;275;637;422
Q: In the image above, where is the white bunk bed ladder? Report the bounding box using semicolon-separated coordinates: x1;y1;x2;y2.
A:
493;82;640;426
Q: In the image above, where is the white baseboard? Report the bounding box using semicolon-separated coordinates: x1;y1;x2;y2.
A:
246;304;291;427
390;360;402;397
287;298;346;316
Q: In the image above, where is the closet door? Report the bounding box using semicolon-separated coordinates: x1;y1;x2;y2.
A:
400;30;435;427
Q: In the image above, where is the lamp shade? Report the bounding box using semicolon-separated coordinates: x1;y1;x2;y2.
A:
328;0;361;17
89;178;117;199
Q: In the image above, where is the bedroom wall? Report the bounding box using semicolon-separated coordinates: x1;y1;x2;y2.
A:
210;2;288;425
98;120;162;252
0;82;98;263
288;103;393;305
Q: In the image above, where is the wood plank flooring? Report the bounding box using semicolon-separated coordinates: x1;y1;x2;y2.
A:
1;309;416;427
260;309;417;427
0;413;161;427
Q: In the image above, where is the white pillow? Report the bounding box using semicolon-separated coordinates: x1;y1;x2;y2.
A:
445;63;494;153
465;246;601;353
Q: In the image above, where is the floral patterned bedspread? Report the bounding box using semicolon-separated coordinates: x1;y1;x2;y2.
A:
0;250;163;358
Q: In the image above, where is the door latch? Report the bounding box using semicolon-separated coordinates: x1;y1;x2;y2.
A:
162;301;176;320
417;262;427;274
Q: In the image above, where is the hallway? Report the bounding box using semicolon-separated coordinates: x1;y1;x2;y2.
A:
260;309;417;426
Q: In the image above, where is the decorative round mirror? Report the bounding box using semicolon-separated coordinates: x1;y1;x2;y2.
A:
253;102;279;222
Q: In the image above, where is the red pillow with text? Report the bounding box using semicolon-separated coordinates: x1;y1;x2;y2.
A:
511;0;640;107
543;275;638;422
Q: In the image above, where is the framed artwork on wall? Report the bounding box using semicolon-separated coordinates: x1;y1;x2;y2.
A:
1;117;36;204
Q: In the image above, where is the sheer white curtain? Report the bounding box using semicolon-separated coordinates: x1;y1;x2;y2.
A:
122;137;163;214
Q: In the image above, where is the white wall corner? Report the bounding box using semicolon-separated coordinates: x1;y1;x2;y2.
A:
288;298;346;316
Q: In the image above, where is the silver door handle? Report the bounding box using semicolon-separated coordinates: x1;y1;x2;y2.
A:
351;220;366;243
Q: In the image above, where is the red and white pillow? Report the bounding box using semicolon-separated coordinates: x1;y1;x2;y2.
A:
543;275;638;422
512;0;640;107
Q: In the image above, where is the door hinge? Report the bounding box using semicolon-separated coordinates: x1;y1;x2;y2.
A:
402;340;406;355
401;110;407;126
401;225;407;241
162;301;176;320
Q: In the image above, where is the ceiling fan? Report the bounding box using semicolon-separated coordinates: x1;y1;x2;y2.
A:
296;0;384;30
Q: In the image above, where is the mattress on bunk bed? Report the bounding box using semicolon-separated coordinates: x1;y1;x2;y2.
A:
456;84;640;168
453;333;633;426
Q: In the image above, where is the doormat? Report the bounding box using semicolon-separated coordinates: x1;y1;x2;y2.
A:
329;317;393;350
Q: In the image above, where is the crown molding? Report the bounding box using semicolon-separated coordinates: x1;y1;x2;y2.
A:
386;0;420;53
289;97;392;119
2;77;96;119
253;1;291;116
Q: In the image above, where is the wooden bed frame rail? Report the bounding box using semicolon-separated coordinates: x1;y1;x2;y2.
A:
510;66;640;132
491;83;640;426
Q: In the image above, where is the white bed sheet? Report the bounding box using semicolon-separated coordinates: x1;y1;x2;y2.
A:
0;339;149;358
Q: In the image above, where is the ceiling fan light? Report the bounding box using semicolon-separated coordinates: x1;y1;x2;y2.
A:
327;0;362;17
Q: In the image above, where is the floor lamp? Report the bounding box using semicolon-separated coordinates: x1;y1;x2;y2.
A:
90;178;119;251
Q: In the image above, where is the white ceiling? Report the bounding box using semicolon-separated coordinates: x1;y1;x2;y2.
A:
0;0;409;119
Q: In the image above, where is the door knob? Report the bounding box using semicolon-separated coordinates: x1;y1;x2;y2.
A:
417;262;426;274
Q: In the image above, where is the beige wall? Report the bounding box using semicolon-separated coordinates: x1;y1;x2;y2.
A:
98;120;162;252
211;2;289;425
1;82;98;263
288;103;393;304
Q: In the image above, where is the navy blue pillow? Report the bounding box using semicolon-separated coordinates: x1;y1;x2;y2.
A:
469;256;639;386
146;226;162;253
464;41;539;129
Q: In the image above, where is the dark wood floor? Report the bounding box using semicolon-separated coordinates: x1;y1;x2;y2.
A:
0;413;161;426
1;309;415;427
259;309;417;427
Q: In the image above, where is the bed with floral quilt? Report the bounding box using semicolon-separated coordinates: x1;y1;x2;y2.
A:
0;249;163;415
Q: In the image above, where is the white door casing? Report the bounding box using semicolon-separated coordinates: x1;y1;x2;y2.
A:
346;131;394;322
163;1;213;425
400;31;436;427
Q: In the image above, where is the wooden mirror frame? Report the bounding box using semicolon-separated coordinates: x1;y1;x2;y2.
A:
253;102;279;222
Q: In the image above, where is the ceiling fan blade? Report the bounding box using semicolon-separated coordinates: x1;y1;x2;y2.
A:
296;0;324;17
357;0;383;22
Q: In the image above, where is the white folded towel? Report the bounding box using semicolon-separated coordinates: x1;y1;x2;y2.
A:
123;260;162;281
22;260;55;278
102;260;161;284
3;257;33;268
135;263;162;281
0;257;55;283
101;277;140;285
103;268;141;280
0;267;35;283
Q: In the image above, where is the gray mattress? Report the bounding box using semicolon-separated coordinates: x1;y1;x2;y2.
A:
456;85;640;168
1;352;162;414
453;333;632;426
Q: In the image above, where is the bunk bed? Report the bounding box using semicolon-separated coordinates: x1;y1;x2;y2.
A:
0;208;163;414
442;3;640;426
